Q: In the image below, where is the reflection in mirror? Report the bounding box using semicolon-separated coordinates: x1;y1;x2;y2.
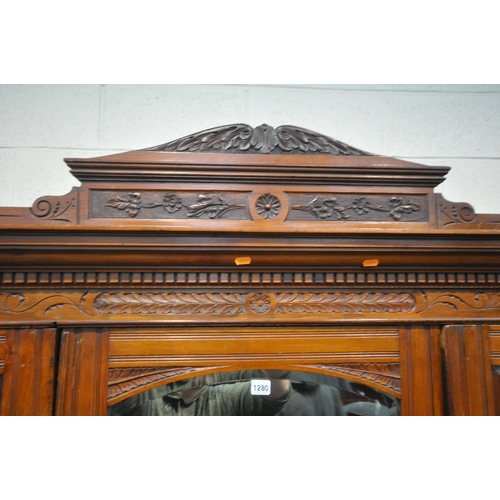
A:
108;370;400;416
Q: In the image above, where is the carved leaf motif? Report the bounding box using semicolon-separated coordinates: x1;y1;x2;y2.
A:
106;192;142;217
314;363;401;395
187;194;245;219
107;366;207;402
292;196;349;220
94;292;247;315
147;123;370;155
275;292;416;314
94;291;417;316
291;195;421;221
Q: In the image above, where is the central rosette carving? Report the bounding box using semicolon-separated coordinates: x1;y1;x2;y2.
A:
255;194;281;220
247;293;272;314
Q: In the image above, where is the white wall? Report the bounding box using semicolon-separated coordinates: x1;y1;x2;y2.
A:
1;84;500;213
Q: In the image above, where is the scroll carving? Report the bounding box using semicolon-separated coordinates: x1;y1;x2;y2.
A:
147;123;370;155
312;363;401;396
0;292;92;316
30;192;77;223
436;194;476;226
419;292;500;313
4;290;500;321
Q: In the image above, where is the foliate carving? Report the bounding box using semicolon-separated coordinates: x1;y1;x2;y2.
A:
94;292;247;315
104;191;245;219
108;366;206;402
419;292;500;313
147;123;370;155
314;363;401;395
186;194;245;219
274;292;416;314
93;291;416;316
106;192;184;217
291;196;421;221
255;194;281;220
30;193;76;222
0;292;92;316
293;196;349;220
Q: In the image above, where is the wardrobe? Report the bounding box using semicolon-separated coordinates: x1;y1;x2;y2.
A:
1;123;499;415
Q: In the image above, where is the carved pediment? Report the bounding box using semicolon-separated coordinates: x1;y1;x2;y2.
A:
64;123;449;188
146;123;371;155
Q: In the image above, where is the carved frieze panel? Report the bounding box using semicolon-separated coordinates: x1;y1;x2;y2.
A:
91;190;250;220
93;291;418;316
88;189;430;223
287;193;427;222
3;288;500;323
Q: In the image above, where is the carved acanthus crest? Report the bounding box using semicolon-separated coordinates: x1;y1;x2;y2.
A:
147;123;370;155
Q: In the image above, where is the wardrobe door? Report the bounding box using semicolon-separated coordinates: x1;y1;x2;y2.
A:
0;328;57;416
55;328;109;416
443;325;496;416
400;325;444;415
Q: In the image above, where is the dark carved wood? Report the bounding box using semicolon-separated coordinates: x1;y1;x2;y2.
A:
2;123;500;415
147;123;370;155
107;366;215;404
307;362;401;396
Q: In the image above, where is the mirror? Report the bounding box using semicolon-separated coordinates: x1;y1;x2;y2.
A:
108;370;400;416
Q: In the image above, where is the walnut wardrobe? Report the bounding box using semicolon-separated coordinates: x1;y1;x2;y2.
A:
1;123;500;416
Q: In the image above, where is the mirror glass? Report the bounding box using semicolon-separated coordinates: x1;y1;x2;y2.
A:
108;370;400;416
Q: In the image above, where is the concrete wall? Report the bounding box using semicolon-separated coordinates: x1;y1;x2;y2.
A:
1;84;500;213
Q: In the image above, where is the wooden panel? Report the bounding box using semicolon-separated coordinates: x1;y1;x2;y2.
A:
55;328;109;416
0;332;5;375
108;326;400;369
400;325;443;416
492;369;500;416
443;325;495;416
0;328;56;416
488;327;500;365
109;332;399;357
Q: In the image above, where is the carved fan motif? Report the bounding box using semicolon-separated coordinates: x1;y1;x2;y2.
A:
147;123;370;155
